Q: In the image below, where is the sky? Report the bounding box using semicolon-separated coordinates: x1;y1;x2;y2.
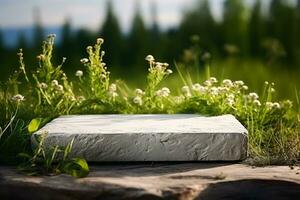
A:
0;0;259;32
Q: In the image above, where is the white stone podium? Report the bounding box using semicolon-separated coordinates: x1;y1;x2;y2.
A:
32;114;248;161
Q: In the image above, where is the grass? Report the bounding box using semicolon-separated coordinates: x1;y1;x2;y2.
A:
0;34;299;177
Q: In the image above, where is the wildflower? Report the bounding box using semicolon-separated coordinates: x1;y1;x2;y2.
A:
51;80;58;86
218;87;229;94
209;87;219;96
80;58;89;64
282;100;293;109
248;92;259;101
209;77;218;84
133;96;143;106
75;70;83;77
135;89;145;96
109;84;117;93
204;80;212;87
226;97;235;106
270;88;275;93
266;102;273;110
38;82;48;89
162;63;169;67
55;84;64;92
96;38;104;44
234;80;244;86
166;69;173;75
156;87;170;97
86;46;93;51
272;102;281;109
222;79;233;87
109;92;118;99
145;55;155;62
181;86;190;96
192;84;206;94
12;94;25;103
253;100;261;107
242;85;248;90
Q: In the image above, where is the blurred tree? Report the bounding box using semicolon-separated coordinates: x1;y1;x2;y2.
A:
179;0;217;53
32;7;44;52
17;32;28;50
149;0;163;58
126;1;149;74
222;0;249;56
0;30;4;54
269;0;297;65
100;0;123;68
59;18;75;72
249;0;264;57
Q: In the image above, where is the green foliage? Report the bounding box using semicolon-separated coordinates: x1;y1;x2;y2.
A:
0;34;299;179
19;134;89;178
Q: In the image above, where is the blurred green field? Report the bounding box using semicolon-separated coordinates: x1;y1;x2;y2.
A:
117;59;300;103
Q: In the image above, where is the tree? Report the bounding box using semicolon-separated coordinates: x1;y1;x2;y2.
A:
269;0;297;64
149;0;163;58
126;1;149;74
222;0;248;56
179;0;217;53
17;32;27;50
100;0;123;68
249;0;264;57
32;7;44;51
59;18;75;72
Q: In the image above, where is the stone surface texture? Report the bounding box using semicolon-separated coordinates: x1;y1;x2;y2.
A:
1;164;300;200
32;114;248;161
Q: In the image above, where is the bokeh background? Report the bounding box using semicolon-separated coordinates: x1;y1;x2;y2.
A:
0;0;299;100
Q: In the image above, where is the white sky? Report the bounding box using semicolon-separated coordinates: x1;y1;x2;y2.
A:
0;0;270;31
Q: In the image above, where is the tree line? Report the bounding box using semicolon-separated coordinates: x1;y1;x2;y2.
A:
0;0;300;80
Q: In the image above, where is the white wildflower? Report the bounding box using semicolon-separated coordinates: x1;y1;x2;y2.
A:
75;70;83;77
166;69;173;75
77;96;86;101
242;85;248;90
253;100;261;107
80;58;89;64
181;86;190;96
192;83;206;94
97;38;104;44
226;98;235;106
12;94;25;102
39;82;48;89
222;79;233;87
109;84;117;92
51;80;58;86
266;102;273;110
209;87;219;96
145;55;155;62
55;84;64;92
156;87;170;97
209;77;218;83
248;92;259;100
272;102;281;109
234;80;244;86
135;89;145;96
133;96;143;106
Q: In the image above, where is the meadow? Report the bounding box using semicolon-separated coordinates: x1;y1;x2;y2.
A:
0;35;299;177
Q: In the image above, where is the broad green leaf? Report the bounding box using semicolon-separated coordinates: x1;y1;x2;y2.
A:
63;158;89;178
28;118;42;134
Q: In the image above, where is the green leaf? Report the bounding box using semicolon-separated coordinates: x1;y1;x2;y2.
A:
28;118;42;134
62;158;89;178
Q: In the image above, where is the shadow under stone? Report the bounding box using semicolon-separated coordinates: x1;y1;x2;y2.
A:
196;179;300;200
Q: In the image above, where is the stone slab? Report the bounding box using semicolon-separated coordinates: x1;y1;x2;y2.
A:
32;114;248;161
1;164;300;200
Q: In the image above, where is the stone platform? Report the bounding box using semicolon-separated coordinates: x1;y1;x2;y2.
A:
1;163;300;200
32;114;248;161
